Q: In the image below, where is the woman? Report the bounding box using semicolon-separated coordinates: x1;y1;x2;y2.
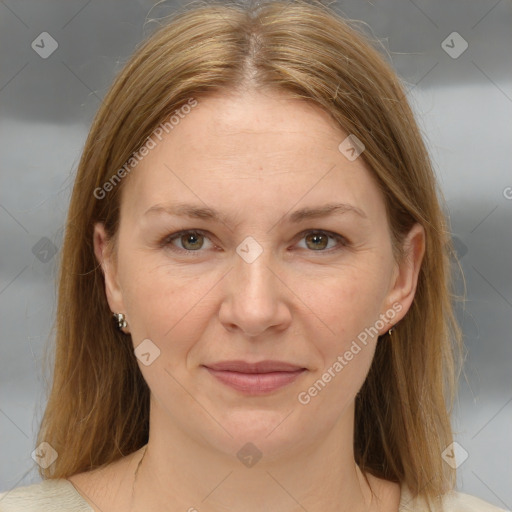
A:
0;1;504;511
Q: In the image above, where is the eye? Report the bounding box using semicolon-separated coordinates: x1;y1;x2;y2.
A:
296;230;347;252
163;230;214;252
160;229;348;254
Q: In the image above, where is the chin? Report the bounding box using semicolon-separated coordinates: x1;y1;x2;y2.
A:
213;409;304;456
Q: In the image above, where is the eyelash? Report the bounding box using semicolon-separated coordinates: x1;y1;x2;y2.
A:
159;229;349;255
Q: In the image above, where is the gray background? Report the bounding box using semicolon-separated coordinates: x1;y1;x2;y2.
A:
1;0;511;508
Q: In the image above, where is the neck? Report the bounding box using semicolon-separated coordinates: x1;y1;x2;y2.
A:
129;402;383;512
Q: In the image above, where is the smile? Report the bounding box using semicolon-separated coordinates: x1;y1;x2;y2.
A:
203;360;307;395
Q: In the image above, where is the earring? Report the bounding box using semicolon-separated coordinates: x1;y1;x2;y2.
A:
113;312;127;330
388;326;395;336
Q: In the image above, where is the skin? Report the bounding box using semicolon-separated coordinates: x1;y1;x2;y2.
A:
69;89;425;512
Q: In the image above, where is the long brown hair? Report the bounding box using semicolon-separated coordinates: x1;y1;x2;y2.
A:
36;0;463;505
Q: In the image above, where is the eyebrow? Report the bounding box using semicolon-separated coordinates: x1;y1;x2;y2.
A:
143;201;367;224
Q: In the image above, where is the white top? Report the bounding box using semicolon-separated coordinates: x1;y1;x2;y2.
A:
0;478;507;511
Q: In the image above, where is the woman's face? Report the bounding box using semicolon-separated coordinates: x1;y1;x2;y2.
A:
95;90;423;460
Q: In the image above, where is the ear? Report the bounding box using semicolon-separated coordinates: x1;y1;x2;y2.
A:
379;223;425;334
93;223;129;332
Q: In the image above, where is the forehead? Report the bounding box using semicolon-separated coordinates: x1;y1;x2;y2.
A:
120;90;385;223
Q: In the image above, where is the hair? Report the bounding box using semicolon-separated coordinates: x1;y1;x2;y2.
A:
36;0;463;507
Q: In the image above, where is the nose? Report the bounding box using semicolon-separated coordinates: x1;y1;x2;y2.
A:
218;246;292;337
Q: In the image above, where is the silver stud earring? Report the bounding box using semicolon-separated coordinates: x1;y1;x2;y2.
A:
113;312;127;330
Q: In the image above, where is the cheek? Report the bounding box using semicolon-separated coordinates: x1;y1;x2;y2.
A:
293;261;389;350
290;256;391;409
118;252;222;356
293;270;383;419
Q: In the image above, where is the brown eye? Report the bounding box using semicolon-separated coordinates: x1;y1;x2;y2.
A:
163;230;212;252
304;232;329;250
296;230;347;252
179;232;204;250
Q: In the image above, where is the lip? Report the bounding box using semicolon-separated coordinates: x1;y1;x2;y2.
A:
205;360;305;373
203;360;307;395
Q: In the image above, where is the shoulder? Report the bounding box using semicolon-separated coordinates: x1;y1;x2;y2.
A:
0;479;93;512
441;490;507;512
400;484;507;512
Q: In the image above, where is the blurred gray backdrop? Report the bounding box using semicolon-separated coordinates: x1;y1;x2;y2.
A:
1;0;511;508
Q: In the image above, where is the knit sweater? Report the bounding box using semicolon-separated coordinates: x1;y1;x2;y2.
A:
0;478;507;511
